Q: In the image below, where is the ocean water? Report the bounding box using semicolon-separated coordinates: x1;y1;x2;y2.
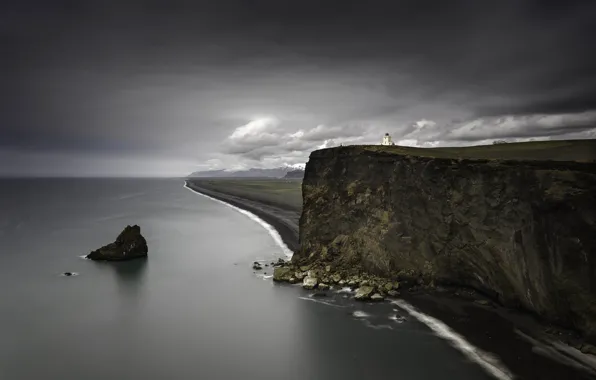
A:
0;178;496;380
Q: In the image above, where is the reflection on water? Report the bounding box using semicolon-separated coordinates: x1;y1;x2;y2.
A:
111;258;149;292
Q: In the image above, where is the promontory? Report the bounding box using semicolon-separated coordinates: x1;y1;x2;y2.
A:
289;140;596;341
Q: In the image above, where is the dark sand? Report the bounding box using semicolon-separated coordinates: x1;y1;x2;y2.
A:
185;181;300;252
185;179;596;380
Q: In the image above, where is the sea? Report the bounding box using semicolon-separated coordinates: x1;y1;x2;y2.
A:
0;178;509;380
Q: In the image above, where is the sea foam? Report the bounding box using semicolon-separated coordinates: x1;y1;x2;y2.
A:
392;300;513;380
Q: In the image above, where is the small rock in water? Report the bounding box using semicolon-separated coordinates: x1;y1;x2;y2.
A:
387;290;400;297
253;262;263;270
355;286;375;300
302;276;318;290
312;292;327;297
370;293;385;302
318;283;330;290
273;267;293;281
63;272;73;276
274;258;286;267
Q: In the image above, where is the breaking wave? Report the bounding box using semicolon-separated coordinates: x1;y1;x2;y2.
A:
392;300;513;380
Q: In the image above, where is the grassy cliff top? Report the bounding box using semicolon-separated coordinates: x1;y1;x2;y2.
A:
319;139;596;162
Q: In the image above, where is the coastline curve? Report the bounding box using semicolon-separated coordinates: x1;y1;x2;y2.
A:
184;182;293;258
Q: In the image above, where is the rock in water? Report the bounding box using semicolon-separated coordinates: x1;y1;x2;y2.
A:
273;267;293;282
355;286;375;301
86;225;148;261
370;293;385;302
302;276;318;290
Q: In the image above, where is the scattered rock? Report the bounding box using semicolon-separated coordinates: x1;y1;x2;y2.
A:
289;277;297;284
318;283;330;290
384;282;393;292
355;285;375;300
339;280;346;286
295;271;307;281
273;266;293;282
86;225;148;261
303;276;318;290
331;274;342;284
387;290;400;297
273;258;286;267
325;265;331;272
299;265;311;272
370;293;385;302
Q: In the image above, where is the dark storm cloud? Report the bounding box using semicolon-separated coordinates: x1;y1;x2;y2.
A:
1;0;595;175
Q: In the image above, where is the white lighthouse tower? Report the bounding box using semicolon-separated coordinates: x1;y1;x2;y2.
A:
381;133;395;146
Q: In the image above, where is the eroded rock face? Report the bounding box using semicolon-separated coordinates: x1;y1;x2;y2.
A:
86;225;148;261
296;145;596;339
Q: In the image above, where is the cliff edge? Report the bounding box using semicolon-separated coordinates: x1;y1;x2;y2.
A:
294;140;596;339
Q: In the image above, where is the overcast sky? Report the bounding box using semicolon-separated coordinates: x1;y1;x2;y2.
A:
2;0;596;176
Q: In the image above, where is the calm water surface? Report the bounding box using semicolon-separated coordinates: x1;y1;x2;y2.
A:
0;178;493;380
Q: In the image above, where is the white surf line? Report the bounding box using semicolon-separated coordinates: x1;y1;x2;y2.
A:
184;183;293;258
392;300;514;380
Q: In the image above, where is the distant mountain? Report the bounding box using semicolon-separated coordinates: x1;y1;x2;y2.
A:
188;165;304;179
283;169;304;179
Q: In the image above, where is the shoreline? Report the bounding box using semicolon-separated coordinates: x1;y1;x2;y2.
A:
185;179;596;380
184;180;300;253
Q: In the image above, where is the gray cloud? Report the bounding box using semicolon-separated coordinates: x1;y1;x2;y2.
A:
1;0;595;175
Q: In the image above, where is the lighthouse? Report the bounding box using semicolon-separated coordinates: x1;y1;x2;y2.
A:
381;133;395;146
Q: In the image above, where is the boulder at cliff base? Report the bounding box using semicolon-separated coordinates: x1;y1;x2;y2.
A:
86;225;148;261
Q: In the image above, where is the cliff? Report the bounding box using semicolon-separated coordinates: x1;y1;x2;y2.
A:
294;141;596;339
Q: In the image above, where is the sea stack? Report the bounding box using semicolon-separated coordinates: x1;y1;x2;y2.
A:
86;225;148;261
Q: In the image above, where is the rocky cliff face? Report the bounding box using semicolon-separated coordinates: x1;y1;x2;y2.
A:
295;145;596;339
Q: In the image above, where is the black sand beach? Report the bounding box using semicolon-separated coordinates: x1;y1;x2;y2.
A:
186;178;596;380
185;180;301;252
